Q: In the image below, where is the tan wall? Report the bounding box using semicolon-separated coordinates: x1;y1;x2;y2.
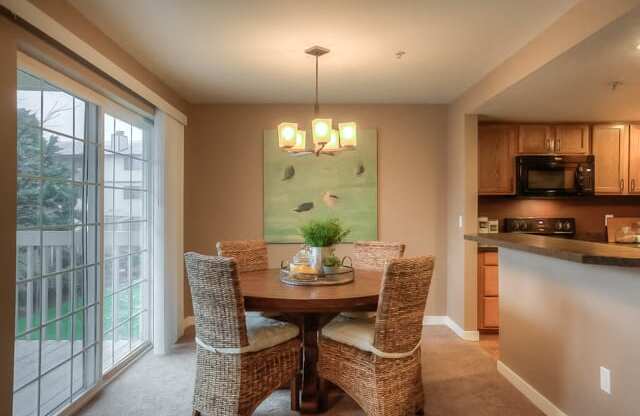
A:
0;16;18;416
500;249;640;415
184;104;448;318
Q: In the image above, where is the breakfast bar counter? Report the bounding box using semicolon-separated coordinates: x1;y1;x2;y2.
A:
465;233;640;267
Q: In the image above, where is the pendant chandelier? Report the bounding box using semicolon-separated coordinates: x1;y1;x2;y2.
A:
277;46;357;156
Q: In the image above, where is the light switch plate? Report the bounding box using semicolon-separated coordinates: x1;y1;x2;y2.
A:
600;366;611;394
458;215;463;229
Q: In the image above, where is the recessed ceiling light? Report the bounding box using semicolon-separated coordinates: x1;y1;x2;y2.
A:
636;43;640;50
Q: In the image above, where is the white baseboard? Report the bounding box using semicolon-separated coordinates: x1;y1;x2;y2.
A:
497;360;568;416
182;315;194;331
423;315;480;341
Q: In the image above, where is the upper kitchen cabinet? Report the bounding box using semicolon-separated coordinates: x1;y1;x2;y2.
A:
478;124;517;195
629;124;640;195
592;124;629;195
518;125;554;154
554;124;590;154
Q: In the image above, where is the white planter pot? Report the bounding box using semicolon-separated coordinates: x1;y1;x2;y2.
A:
309;246;333;273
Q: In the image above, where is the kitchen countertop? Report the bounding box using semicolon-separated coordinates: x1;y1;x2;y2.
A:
465;233;640;267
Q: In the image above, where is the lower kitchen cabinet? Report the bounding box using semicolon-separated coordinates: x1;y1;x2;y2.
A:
478;251;499;332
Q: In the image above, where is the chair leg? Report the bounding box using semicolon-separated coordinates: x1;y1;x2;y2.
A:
318;377;328;412
290;375;300;411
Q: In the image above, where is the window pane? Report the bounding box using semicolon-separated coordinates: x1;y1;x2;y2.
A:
103;295;114;333
14;331;40;390
116;289;129;325
73;311;84;355
114;189;130;221
40;360;71;415
43;132;73;180
43;84;73;136
72;353;85;398
74;226;84;267
42;316;72;373
16;280;41;335
115;321;130;362
114;119;131;155
74;98;85;140
16;232;42;281
17;122;41;176
17;71;42;126
131;126;144;159
43;228;73;274
17;177;40;228
13;380;38;416
43;273;72;323
74;139;84;182
43;180;74;226
130;222;146;253
102;330;114;371
115;153;130;188
104;114;115;151
117;256;129;291
116;222;130;256
104;187;114;222
74;269;85;311
131;252;146;284
130;159;147;190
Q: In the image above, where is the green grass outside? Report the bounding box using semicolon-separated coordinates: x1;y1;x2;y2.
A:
16;283;143;341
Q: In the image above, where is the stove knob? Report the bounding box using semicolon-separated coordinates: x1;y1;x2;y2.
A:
520;222;528;231
555;222;563;231
563;221;572;231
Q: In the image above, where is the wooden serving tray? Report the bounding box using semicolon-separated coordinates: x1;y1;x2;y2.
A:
280;267;354;286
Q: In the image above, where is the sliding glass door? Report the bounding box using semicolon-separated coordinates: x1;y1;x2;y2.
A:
14;68;153;416
101;112;151;372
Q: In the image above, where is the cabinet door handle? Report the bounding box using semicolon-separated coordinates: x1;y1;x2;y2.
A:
620;178;625;192
556;138;561;152
632;179;636;192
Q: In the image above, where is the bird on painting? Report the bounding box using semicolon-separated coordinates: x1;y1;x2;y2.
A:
282;165;295;181
294;202;314;212
322;192;339;208
356;162;365;176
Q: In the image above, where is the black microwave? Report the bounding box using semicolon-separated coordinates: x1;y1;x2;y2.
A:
516;155;595;196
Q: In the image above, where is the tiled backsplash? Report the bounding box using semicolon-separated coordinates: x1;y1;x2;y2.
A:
478;196;640;237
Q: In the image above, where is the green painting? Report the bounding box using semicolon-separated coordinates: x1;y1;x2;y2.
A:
264;129;378;243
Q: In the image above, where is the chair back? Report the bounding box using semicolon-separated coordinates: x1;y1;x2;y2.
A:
373;256;434;355
184;252;248;349
353;241;406;271
216;240;268;273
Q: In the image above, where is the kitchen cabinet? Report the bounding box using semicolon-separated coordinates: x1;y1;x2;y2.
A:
592;124;629;195
629;124;640;194
478;251;499;332
518;124;589;154
554;124;590;154
518;125;554;154
478;125;517;195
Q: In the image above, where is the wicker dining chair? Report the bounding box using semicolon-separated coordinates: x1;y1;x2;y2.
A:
318;256;434;416
184;252;301;416
352;240;406;271
216;240;269;273
342;241;407;320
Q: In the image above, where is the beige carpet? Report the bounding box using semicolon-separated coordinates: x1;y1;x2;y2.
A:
77;326;542;416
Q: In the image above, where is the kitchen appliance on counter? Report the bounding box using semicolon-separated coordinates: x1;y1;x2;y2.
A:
504;217;576;236
516;155;594;197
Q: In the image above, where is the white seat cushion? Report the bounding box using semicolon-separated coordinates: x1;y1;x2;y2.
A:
322;315;376;353
321;316;420;359
196;316;299;354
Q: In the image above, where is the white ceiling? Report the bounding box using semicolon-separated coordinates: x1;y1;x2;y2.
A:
478;6;640;121
69;0;576;104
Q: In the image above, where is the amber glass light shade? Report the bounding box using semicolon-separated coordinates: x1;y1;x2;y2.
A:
339;122;357;148
312;118;332;145
291;130;308;152
278;122;297;148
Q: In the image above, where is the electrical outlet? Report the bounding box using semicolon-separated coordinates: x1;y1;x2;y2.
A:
458;215;463;229
605;214;614;227
600;366;611;394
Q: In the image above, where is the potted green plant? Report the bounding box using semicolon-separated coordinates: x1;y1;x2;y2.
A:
299;218;350;273
322;255;342;274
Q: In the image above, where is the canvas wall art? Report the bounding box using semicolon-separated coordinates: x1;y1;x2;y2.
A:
264;128;378;243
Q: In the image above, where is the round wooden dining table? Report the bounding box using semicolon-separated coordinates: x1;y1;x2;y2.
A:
239;268;383;414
